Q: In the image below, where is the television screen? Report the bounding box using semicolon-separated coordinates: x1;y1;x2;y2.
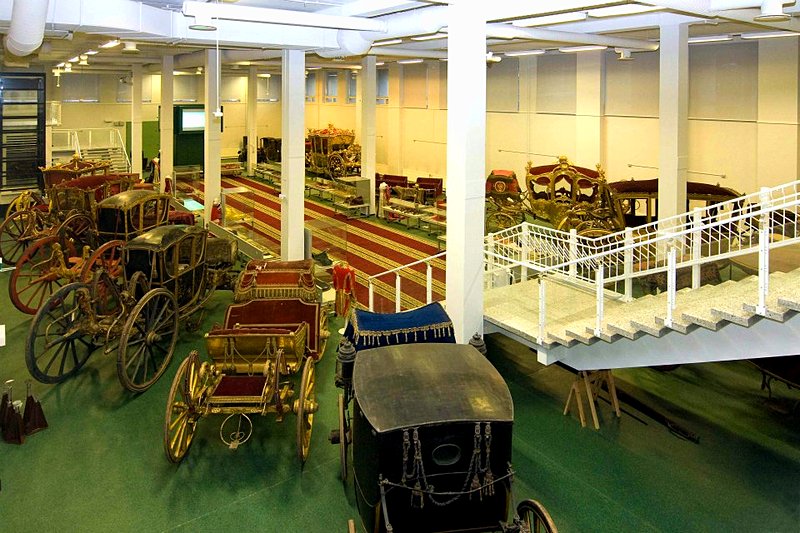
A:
181;109;205;132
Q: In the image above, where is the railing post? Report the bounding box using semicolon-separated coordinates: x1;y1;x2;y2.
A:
487;232;496;289
520;229;529;282
569;229;578;279
368;280;375;311
665;245;677;328
691;207;702;289
623;227;633;302
595;264;604;336
757;187;771;315
426;261;432;304
395;273;401;313
538;275;546;344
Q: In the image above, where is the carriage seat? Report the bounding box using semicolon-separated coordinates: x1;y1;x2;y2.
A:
414;177;444;203
234;259;317;303
205;322;309;375
376;173;409;189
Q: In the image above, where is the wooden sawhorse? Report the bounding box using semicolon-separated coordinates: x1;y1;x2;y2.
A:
563;369;621;429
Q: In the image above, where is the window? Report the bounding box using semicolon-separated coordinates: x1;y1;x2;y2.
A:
116;74;153;103
324;72;338;103
377;68;389;105
347;71;357;104
61;74;99;103
257;74;281;102
305;71;317;102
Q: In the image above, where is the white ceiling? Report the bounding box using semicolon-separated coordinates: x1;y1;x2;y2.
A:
1;1;799;75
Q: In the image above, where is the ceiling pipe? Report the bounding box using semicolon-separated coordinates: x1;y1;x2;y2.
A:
485;23;660;51
4;0;50;57
366;47;447;59
317;5;449;58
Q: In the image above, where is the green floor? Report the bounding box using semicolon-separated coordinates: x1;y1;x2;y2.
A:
0;273;799;532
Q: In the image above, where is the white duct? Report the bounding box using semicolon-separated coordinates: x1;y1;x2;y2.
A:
317;5;449;58
485;23;660;51
4;0;49;57
169;49;284;70
366;47;447;59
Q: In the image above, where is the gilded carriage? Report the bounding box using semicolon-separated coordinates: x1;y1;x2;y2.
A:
485;156;624;237
164;259;328;465
25;224;238;392
306;125;361;178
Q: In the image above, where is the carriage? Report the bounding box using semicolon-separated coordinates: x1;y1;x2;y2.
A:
306;126;361;179
163;259;329;465
7;188;170;315
25;223;238;392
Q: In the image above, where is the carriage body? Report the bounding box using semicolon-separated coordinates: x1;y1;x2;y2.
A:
95;189;173;243
234;258;318;303
40;155;111;190
306;131;361;178
352;343;514;533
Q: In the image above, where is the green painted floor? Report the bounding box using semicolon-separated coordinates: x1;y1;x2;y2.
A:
0;273;799;532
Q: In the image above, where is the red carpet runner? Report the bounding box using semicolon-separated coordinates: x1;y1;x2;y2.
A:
189;176;446;311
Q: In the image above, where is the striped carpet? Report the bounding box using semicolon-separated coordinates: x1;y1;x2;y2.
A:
188;175;447;311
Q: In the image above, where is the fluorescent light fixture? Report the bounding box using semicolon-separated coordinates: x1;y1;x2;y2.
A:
503;49;546;57
558;45;607;53
740;31;800;40
99;39;121;49
373;39;403;46
56;62;65;67
85;50;98;55
438;58;447;62
397;59;424;64
411;33;447;41
376;62;385;66
68;56;79;63
306;66;321;70
257;73;272;78
588;5;662;17
513;12;587;27
688;34;732;44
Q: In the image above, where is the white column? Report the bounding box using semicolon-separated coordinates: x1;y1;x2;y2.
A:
386;63;402;173
281;49;305;260
757;37;799;190
361;55;377;214
445;3;486;343
131;64;143;176
658;23;689;223
247;65;258;176
160;55;174;193
575;50;605;166
203;49;222;225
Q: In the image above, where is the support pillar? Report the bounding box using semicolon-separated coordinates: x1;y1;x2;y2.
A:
203;49;222;225
658;23;689;223
131;64;143;176
361;55;377;214
386;63;402;173
281;49;305;260
247;66;258;177
575;50;605;166
159;56;174;193
445;3;486;343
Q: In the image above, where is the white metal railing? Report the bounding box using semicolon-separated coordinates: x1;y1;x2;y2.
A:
484;180;800;343
52;128;131;171
51;129;80;159
365;251;446;312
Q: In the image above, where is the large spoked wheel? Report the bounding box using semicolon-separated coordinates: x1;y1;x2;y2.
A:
80;240;124;283
58;212;96;254
338;393;349;481
10;236;68;315
328;154;345;178
486;211;522;234
117;288;179;392
164;351;205;463
516;499;558;533
26;282;97;384
0;210;41;265
295;357;317;464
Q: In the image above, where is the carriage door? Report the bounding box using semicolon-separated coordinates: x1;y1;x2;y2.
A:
175;233;203;307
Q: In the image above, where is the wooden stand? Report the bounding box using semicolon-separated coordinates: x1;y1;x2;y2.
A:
563;370;621;430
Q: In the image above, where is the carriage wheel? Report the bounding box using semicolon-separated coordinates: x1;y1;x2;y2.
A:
117;288;179;392
338;393;349;482
0;210;41;266
164;352;204;463
10;236;68;315
7;191;46;216
26;282;97;384
58;212;96;254
575;221;613;240
295;357;317;464
328;154;345;178
486;212;520;234
89;268;123;317
80;240;124;283
516;499;558;533
127;271;150;301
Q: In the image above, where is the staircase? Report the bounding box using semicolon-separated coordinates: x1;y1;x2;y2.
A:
82;146;130;173
51;128;131;172
483;180;800;370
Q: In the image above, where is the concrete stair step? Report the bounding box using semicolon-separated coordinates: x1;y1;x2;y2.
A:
654;315;697;334
710;306;758;327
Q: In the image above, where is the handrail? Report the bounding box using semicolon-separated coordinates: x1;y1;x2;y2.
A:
365;251;446;313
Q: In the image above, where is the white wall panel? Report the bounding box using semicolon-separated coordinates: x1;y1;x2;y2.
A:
402;63;428;109
689;42;758;121
536;54;576;115
687;119;757;194
487;57;519;113
606;50;658;117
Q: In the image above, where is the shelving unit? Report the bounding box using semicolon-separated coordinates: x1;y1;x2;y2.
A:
0;73;45;193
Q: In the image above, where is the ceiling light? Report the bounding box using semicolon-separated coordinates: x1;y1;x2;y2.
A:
63;63;72;72
79;59;89;66
486;52;502;63
754;0;791;22
513;12;587;28
51;68;61;76
411;33;447;41
188;15;217;31
588;5;662;17
196;67;203;75
376;62;385;66
257;73;272;78
122;42;140;53
558;45;607;53
56;62;65;67
740;30;800;39
99;39;121;49
397;59;424;64
503;49;546;57
373;39;403;46
68;56;79;63
688;34;732;44
85;50;98;55
306;66;321;70
616;49;633;61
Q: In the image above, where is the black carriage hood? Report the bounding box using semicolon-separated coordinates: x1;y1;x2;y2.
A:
353;343;513;433
124;224;203;251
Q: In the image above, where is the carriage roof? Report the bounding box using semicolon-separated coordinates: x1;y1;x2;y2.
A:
353;343;514;433
97;189;170;210
125;224;204;252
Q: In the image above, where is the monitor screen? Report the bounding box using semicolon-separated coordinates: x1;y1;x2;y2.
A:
181;108;205;132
